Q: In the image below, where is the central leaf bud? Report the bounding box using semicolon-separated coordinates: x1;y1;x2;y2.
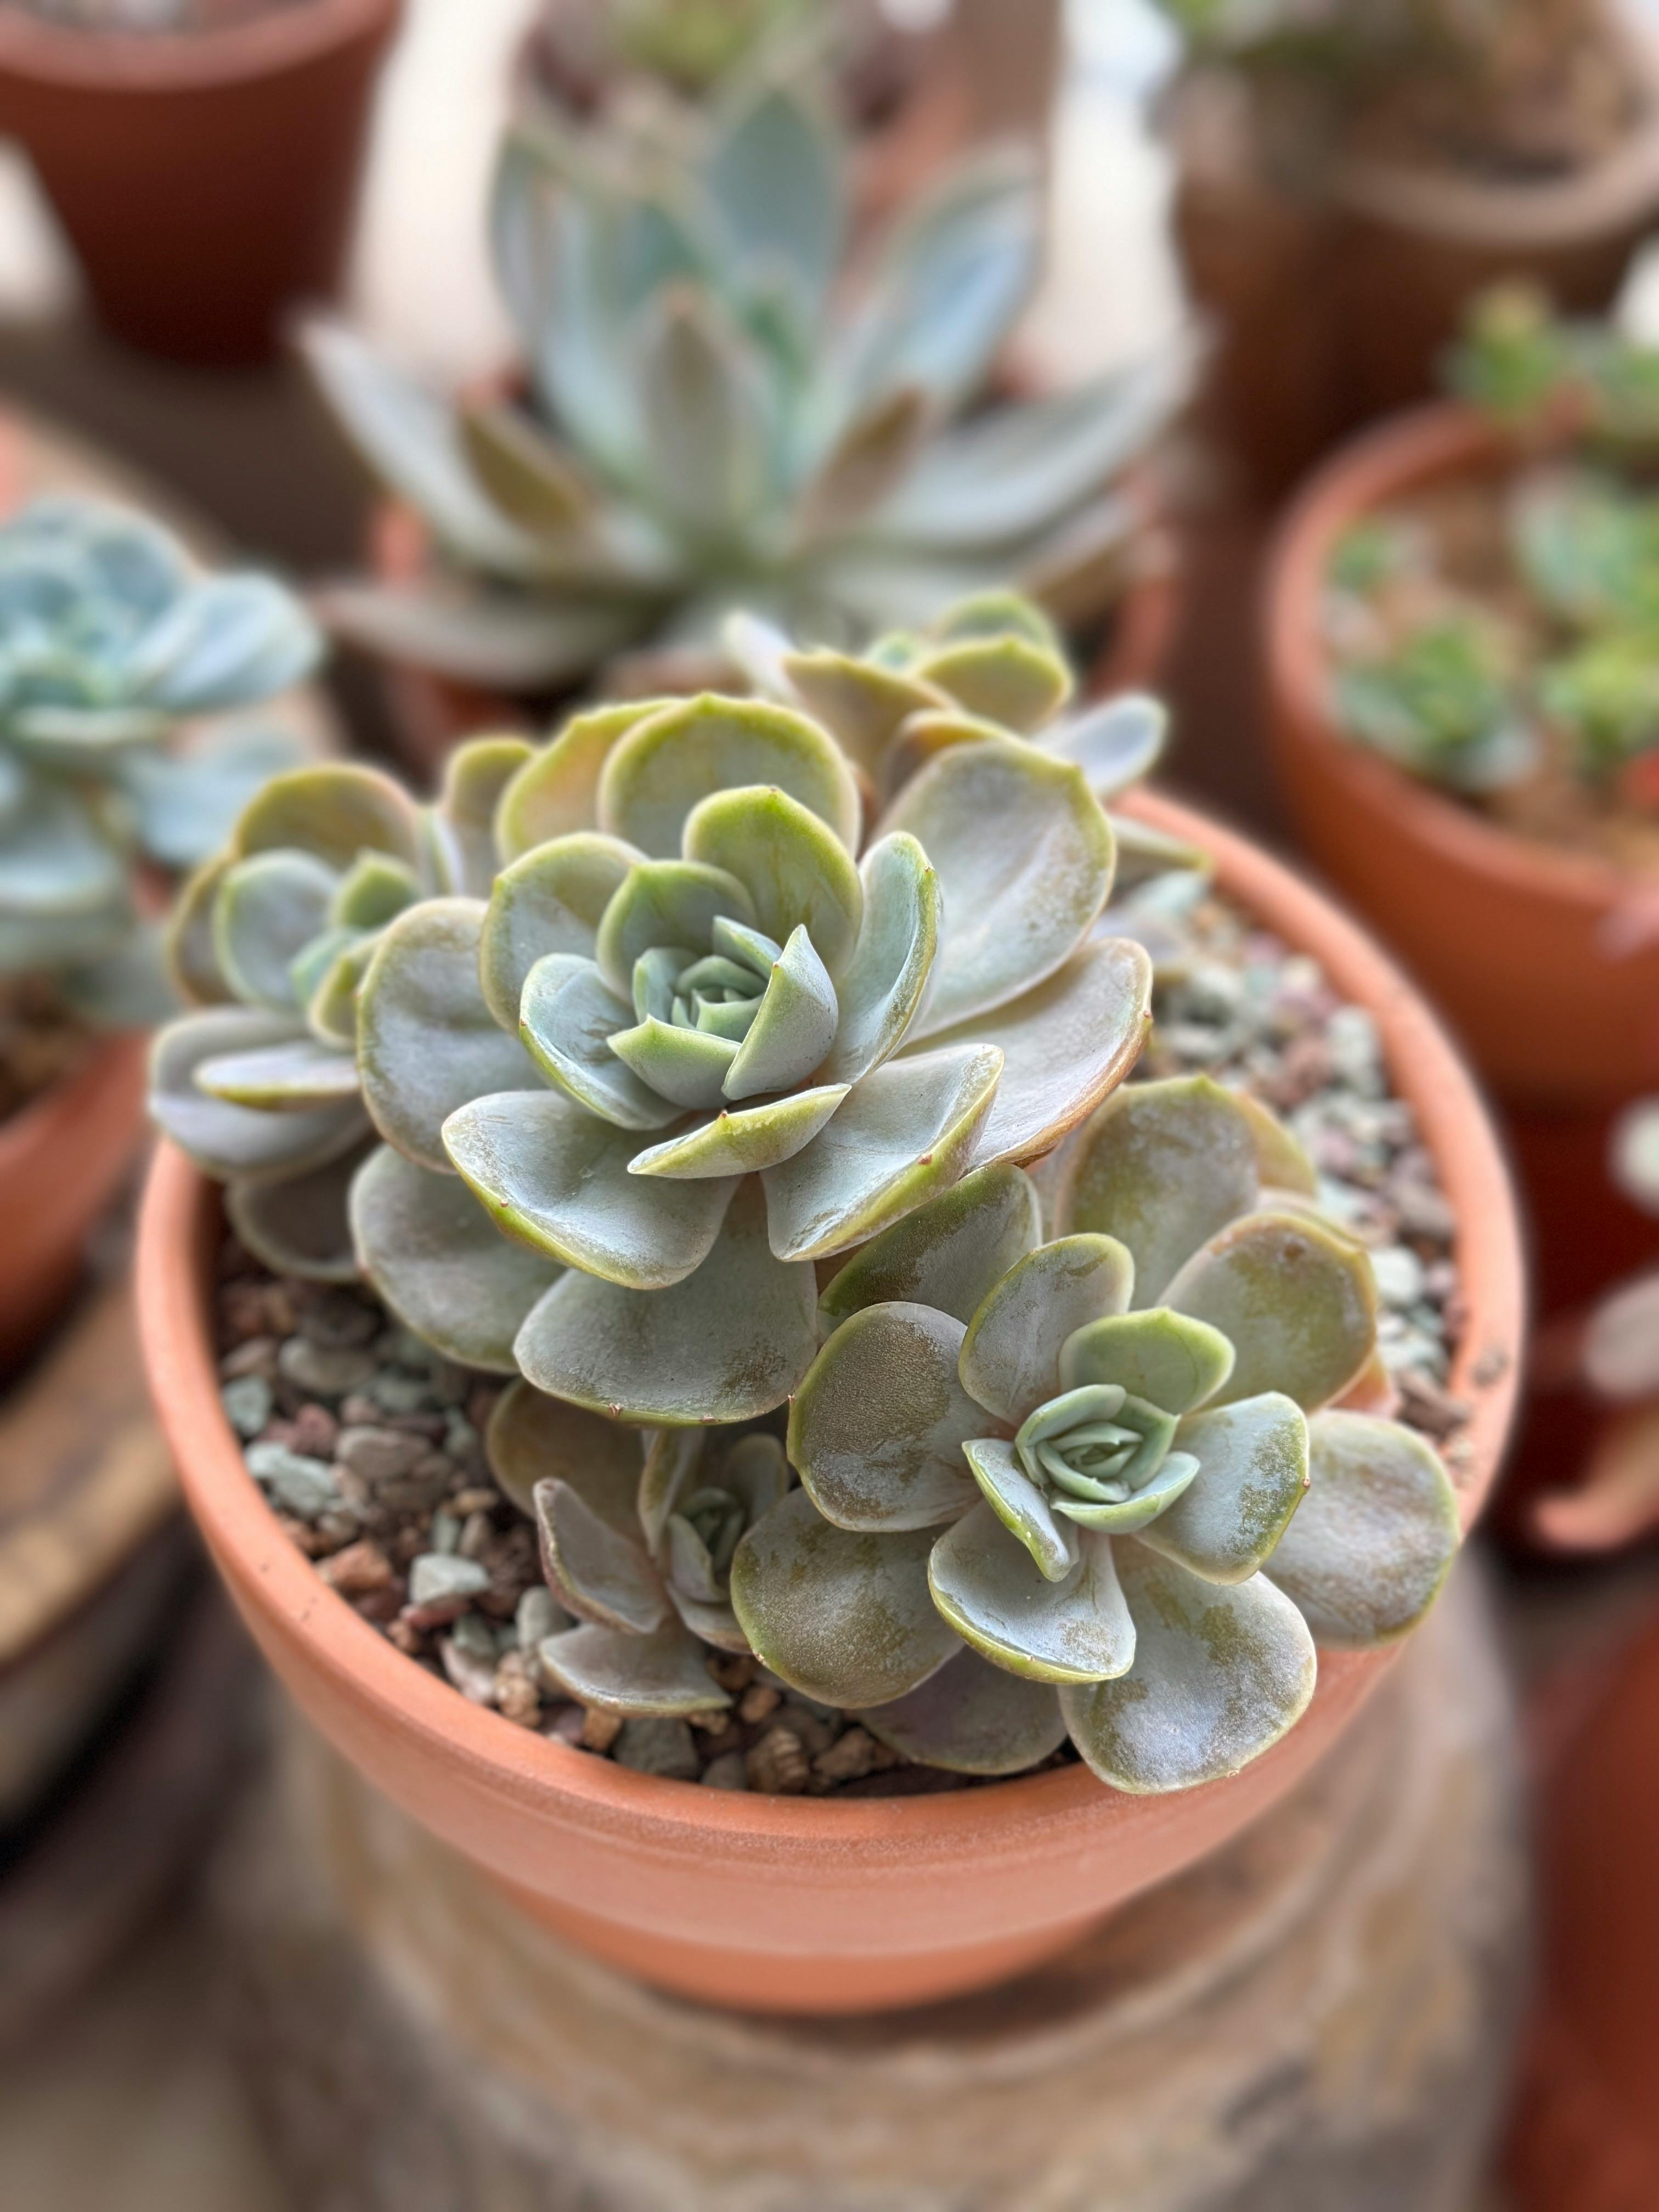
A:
1014;1384;1199;1536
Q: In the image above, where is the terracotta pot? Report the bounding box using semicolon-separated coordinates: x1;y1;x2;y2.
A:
0;0;403;367
135;791;1522;2017
1268;400;1659;1110
0;1032;148;1377
365;495;1184;785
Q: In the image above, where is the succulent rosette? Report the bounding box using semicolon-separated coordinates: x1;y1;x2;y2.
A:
347;669;1153;1418
728;1076;1462;1792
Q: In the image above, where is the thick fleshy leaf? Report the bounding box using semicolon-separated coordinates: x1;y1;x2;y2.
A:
961;1437;1074;1582
630;1084;848;1179
1166;1214;1378;1413
305;935;376;1049
730;1488;961;1707
212;850;337;1012
597;695;861;860
1049;1451;1202;1537
859;1646;1067;1777
518;955;678;1131
1055;1076;1260;1307
762;1042;1002;1262
819;1162;1041;1328
329;853;420;932
484;1377;641;1527
149;1009;367;1183
819;833;939;1086
514;1180;817;1424
479;834;640;1030
495;704;664;860
444;1089;735;1287
435;735;536;895
194;1035;360;1111
538;1621;729;1718
913;635;1072;733
917;935;1152;1170
789;1303;983;1532
314;578;653;690
878;707;1001;804
637;289;769;538
1267;1412;1460;1647
458;400;597;537
225;1141;371;1284
1060;1549;1317;1795
1039;695;1167;801
721;926;839;1100
608;1015;739;1113
780;650;946;777
706;74;845;312
881;738;1113;1036
534;1479;667;1633
1060;1309;1236;1418
349;1144;563;1373
594;860;754;1001
164;856;234;1006
358;900;543;1173
684;786;862;978
959;1235;1135;1427
0;777;126;917
929;1506;1134;1684
1137;1394;1311;1584
233;761;422;873
1232;1089;1319;1198
796;386;930;541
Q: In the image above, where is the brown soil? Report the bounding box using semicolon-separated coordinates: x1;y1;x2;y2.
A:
0;980;91;1130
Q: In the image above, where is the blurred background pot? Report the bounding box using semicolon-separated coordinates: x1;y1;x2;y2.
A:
135;790;1522;2019
0;0;404;366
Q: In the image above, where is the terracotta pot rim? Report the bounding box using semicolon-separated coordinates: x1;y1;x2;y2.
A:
0;0;400;89
0;1028;138;1177
137;788;1522;1859
1267;397;1655;919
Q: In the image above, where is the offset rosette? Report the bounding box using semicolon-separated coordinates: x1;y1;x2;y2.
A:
735;1077;1463;1793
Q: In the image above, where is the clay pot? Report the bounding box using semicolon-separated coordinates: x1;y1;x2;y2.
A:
135;791;1522;2018
0;1032;149;1376
1268;401;1659;1111
0;0;403;367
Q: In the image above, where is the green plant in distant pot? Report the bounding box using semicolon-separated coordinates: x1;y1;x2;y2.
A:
0;494;321;1026
303;66;1191;702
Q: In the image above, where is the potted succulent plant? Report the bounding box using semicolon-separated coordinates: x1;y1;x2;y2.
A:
137;592;1520;2014
0;487;321;1368
1155;0;1659;495
1269;286;1659;1109
303;67;1192;773
0;0;403;366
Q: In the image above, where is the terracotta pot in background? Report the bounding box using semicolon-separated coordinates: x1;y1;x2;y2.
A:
1268;402;1659;1111
136;791;1522;2018
0;0;404;367
0;1032;148;1377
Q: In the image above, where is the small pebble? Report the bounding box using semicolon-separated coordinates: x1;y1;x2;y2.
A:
580;1708;623;1753
439;1635;499;1705
278;1337;377;1398
747;1726;811;1796
408;1554;489;1608
516;1586;569;1650
336;1425;425;1487
738;1683;781;1725
220;1336;279;1383
1370;1246;1426;1310
318;1540;394;1596
614;1717;700;1780
221;1375;273;1438
813;1727;878;1784
701;1752;749;1791
246;1442;340;1521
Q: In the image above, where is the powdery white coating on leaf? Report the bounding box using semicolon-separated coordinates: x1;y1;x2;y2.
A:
782;650;946;776
1138;1393;1311;1586
1037;693;1166;802
349;1145;563;1374
682;785;864;979
534;1479;668;1634
930;1508;1135;1684
212;849;336;1012
884;740;1115;1037
233;761;422;873
594;859;756;1001
961;1437;1074;1582
1267;1412;1460;1649
790;1302;984;1532
149;1007;369;1184
819;1162;1041;1328
518;955;679;1131
358;900;545;1175
538;1620;731;1718
495;704;663;860
1054;1075;1260;1308
478;834;640;1030
1232;1088;1319;1197
597;695;862;861
730;1487;962;1708
1165;1213;1379;1414
859;1646;1067;1776
1060;1547;1317;1795
438;736;535;895
960;1235;1135;1428
818;833;940;1087
194;1035;361;1111
913;634;1072;733
629;1083;850;1179
485;1377;642;1527
1060;1308;1236;1419
721;928;840;1101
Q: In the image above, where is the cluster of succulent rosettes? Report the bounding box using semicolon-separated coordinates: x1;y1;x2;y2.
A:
0;495;319;1020
724;1076;1462;1793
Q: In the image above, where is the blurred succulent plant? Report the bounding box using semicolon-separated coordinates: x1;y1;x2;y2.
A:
724;1076;1461;1789
1451;284;1659;454
1330;607;1539;792
0;495;320;1024
303;67;1192;702
530;0;830;100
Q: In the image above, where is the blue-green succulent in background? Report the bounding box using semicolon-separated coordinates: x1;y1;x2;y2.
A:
0;495;321;1024
302;64;1193;701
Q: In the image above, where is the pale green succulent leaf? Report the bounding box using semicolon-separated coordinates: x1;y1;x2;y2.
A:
538;1620;729;1719
1136;1392;1312;1585
594;858;756;1001
630;1082;848;1178
789;1302;983;1533
193;1035;360;1111
211;850;336;1013
961;1436;1075;1581
730;1487;961;1708
514;1180;817;1423
0;781;125;917
485;1377;641;1526
1166;1212;1379;1413
882;738;1114;1037
163;856;234;1007
1266;1412;1460;1649
495;703;668;861
233;761;423;873
1060;1308;1237;1417
706;72;845;312
480;834;642;1030
358;899;544;1173
444;1088;735;1286
637;287;772;538
684;785;863;979
960;1234;1135;1429
1053;1450;1202;1536
819;832;939;1086
721;925;839;1099
597;694;861;860
1060;1548;1317;1795
913;634;1073;733
763;1041;1002;1262
534;1477;667;1634
1039;695;1167;802
436;734;537;896
329;851;422;932
795;385;930;541
306;935;377;1049
457;399;599;537
1233;1089;1320;1198
518;953;679;1130
149;1008;368;1183
929;1507;1134;1684
316;577;651;690
1055;1076;1261;1307
226;1139;372;1285
819;1161;1041;1328
859;1644;1069;1778
778;648;946;777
